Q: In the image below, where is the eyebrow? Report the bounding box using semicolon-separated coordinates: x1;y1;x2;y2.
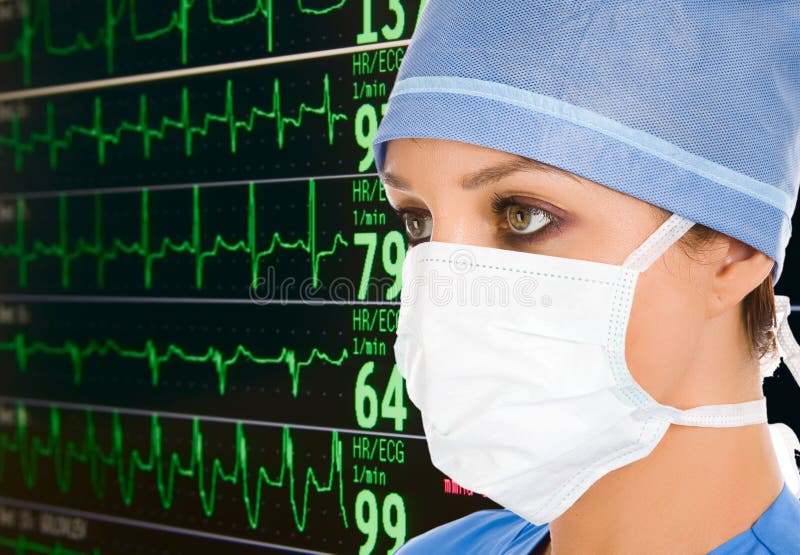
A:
380;155;584;191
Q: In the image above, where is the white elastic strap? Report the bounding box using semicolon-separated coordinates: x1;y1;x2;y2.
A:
774;294;800;385
664;398;768;427
765;295;800;495
622;213;696;273
758;295;788;377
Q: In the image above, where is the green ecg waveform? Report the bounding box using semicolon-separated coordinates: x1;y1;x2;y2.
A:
0;404;348;532
0;0;348;87
0;535;100;555
0;180;349;290
0;331;349;396
0;75;348;172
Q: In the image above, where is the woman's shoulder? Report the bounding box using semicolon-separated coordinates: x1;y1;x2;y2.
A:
709;482;800;554
396;508;549;555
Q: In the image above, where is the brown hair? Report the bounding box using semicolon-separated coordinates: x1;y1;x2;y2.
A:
673;218;778;361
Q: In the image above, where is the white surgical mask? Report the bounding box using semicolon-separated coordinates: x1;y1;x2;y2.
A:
393;213;800;524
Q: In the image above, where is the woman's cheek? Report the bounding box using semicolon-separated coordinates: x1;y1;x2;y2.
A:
624;265;706;405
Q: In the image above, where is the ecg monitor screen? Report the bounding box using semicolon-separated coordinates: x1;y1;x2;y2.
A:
0;2;798;554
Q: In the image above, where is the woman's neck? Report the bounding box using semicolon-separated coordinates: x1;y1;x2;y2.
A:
543;421;784;554
537;288;788;553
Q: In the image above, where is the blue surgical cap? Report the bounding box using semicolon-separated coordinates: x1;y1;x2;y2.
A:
372;1;800;283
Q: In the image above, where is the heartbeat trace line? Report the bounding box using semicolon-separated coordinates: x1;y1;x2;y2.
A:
0;0;348;86
0;181;349;290
0;404;348;532
0;75;348;172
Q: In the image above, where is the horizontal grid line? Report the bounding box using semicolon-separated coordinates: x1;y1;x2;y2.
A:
0;173;380;200
0;40;411;101
0;496;335;555
0;395;426;440
0;294;400;305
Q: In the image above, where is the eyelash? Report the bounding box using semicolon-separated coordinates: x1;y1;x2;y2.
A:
391;193;560;247
490;192;559;244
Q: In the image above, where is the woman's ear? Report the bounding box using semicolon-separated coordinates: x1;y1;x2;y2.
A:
705;237;774;320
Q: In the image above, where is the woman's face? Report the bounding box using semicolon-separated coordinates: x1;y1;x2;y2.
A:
380;137;749;407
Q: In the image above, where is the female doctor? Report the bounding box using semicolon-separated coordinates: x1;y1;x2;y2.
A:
371;2;800;553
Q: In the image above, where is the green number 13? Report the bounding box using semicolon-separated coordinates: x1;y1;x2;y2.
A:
357;0;406;44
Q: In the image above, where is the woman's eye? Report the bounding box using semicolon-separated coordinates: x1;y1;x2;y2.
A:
506;203;552;234
490;193;554;239
397;210;432;245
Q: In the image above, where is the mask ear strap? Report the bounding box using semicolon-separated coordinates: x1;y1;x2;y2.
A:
622;213;696;273
662;398;767;427
769;295;800;496
773;295;800;385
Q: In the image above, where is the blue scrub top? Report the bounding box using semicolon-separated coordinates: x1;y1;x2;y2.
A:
398;482;800;554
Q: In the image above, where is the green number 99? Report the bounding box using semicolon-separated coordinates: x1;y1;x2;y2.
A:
356;489;407;554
